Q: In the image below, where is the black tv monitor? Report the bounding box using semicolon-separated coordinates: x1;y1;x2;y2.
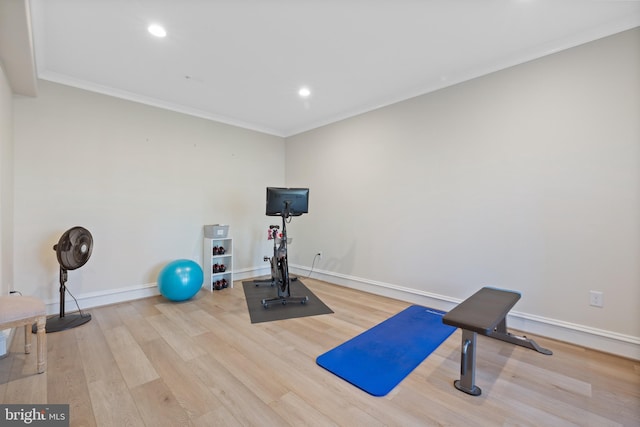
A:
266;187;309;217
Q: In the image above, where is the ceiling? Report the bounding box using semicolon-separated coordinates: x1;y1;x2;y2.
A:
14;1;640;136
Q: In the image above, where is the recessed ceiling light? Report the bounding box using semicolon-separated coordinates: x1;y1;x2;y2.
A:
148;24;167;38
298;87;311;98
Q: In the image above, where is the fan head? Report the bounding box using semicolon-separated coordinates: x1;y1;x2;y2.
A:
54;226;93;270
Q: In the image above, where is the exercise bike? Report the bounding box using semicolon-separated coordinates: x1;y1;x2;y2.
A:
253;225;284;287
255;204;308;308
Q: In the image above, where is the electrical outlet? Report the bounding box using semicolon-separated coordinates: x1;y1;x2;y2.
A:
317;251;323;260
589;290;604;308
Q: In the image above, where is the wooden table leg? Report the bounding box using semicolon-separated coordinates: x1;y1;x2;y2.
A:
36;316;46;374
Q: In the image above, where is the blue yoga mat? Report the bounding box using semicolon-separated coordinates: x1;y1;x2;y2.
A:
316;305;456;396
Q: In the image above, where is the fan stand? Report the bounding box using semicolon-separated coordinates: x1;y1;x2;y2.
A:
33;267;91;334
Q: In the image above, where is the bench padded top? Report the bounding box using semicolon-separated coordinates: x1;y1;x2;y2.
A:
442;287;520;335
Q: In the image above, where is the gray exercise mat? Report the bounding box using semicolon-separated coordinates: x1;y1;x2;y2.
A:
242;279;333;323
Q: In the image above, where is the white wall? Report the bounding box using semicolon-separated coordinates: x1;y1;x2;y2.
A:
0;63;14;297
13;81;284;305
285;28;640;356
0;63;15;356
9;29;639;358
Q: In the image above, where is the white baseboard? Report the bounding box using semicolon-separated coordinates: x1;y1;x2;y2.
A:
31;264;639;361
41;282;161;315
291;264;640;361
40;267;267;315
234;266;271;281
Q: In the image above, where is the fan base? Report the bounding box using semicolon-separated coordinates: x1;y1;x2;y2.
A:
33;313;91;334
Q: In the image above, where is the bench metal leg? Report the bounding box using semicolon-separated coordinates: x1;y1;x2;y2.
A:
454;329;482;396
489;318;553;355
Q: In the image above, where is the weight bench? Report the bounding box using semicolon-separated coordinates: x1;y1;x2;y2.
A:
442;287;552;396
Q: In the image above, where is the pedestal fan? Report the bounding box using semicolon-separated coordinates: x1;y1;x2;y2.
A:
37;226;93;333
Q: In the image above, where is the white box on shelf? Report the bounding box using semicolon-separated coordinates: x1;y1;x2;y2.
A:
204;224;229;238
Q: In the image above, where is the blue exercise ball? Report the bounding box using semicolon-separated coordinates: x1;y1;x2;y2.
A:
157;259;203;301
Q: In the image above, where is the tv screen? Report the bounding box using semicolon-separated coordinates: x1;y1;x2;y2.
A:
265;187;309;217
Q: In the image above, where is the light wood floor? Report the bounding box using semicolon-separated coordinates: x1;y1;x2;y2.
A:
1;278;638;426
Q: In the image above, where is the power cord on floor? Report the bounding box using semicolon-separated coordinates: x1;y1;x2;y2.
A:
307;253;321;278
64;286;90;318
